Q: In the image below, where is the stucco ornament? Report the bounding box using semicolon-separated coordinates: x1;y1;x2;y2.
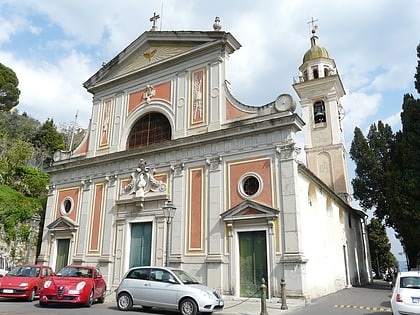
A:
123;159;166;197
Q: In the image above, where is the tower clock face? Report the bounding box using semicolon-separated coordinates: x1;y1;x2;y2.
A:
275;94;295;112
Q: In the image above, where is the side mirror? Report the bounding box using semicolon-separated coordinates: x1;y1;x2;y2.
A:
96;274;103;279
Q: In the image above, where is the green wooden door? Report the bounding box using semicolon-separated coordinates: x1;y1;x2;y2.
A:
239;231;268;297
129;222;152;268
55;239;70;272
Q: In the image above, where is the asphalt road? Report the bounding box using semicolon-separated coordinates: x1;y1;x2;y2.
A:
0;280;393;315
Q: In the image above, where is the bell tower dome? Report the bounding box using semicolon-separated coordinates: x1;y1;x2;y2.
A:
293;24;351;204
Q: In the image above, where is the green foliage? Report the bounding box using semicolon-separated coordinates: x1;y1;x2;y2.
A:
0;63;20;112
367;218;398;275
350;95;420;270
0;185;42;246
415;44;420;94
32;119;66;167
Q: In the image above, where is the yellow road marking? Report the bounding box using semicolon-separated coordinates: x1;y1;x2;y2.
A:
334;304;392;312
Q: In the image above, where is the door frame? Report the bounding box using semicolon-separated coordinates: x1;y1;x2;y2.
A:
123;216;156;272
232;224;274;298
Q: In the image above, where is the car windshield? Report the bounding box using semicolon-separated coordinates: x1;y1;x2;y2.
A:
172;269;200;284
7;266;40;277
400;276;420;289
56;267;92;278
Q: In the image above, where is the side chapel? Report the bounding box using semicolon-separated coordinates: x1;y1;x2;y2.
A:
38;16;371;301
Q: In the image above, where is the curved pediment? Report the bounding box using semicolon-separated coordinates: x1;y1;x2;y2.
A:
221;199;279;222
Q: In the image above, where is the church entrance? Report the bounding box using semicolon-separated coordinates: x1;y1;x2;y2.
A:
129;222;152;268
238;231;268;297
55;239;70;272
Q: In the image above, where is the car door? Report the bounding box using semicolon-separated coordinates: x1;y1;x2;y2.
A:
93;268;106;298
126;267;150;305
141;268;179;309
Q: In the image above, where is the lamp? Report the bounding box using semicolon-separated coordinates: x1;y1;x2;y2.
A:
24;214;41;264
162;201;177;267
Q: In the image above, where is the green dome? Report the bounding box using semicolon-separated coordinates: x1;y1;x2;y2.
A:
303;45;329;63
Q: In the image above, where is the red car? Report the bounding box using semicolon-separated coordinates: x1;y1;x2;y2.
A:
0;264;54;301
39;265;107;307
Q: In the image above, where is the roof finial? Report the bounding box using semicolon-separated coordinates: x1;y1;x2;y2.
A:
213;16;222;31
150;12;160;31
307;17;319;47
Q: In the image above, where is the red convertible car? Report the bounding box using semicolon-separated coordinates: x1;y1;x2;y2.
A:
39;265;107;307
0;264;54;301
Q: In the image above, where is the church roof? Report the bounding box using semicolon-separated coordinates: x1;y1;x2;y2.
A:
303;44;329;63
83;30;241;93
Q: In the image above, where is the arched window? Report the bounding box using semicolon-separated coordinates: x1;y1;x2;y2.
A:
312;67;319;79
313;101;326;124
127;112;171;149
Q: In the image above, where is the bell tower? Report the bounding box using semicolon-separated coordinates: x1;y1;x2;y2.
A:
293;24;351;203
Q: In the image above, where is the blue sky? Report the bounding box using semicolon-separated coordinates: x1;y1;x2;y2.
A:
1;0;418;260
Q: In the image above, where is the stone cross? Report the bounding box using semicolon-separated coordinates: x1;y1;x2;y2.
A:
150;12;160;31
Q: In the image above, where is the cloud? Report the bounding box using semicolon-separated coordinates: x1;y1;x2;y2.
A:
1;50;94;126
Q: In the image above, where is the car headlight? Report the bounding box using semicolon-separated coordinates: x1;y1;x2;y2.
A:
76;281;86;290
44;280;52;288
19;282;29;287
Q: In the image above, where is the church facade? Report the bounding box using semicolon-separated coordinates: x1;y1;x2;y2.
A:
38;18;371;301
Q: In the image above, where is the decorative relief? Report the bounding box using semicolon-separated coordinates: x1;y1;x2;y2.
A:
190;67;206;125
81;178;93;191
121;159;166;198
47;185;56;195
170;162;185;177
206;155;223;171
276;142;301;161
105;174;118;186
143;85;156;103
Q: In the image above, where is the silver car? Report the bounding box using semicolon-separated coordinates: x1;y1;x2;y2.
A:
390;270;420;315
115;266;224;315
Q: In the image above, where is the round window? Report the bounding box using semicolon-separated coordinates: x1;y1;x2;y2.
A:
238;173;262;198
61;197;74;215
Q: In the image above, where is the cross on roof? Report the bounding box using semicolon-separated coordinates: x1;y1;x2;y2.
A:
150;12;160;31
307;17;319;34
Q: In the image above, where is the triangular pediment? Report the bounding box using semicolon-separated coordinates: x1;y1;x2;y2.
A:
83;31;241;91
221;200;279;222
47;216;78;231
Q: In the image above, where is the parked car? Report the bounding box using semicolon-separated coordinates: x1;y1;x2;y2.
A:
0;264;54;301
390;270;420;315
115;266;224;315
39;265;107;307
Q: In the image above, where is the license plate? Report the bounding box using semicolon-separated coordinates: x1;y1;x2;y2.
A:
412;297;419;304
3;289;13;293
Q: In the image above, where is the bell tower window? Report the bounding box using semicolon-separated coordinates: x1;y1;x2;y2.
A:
313;101;326;124
312;67;319;79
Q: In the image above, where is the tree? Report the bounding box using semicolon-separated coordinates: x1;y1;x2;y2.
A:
367;218;398;277
0;185;43;264
32;119;65;167
415;44;420;94
387;94;420;270
350;52;420;270
0;63;20;112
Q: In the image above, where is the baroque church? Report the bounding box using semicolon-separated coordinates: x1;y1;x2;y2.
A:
38;16;372;301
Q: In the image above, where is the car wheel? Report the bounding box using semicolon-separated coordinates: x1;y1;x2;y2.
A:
117;292;133;311
97;288;106;303
84;290;94;307
180;298;198;315
27;288;36;302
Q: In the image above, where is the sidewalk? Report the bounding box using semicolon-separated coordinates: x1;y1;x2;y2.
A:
220;296;306;315
106;292;307;314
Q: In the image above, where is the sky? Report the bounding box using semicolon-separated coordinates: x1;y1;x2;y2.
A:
1;0;418;261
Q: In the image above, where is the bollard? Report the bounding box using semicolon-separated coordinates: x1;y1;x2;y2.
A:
280;278;288;310
260;278;268;315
